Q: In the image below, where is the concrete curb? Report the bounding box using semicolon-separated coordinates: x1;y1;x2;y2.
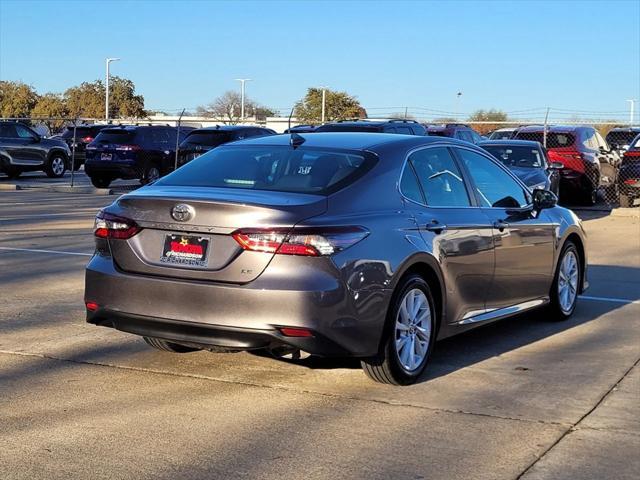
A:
0;182;112;195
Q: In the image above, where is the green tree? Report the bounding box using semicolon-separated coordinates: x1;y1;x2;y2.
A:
0;81;39;118
109;76;146;118
294;88;365;123
64;80;105;118
63;77;145;119
31;93;67;132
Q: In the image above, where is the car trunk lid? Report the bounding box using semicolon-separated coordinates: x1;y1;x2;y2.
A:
106;186;327;283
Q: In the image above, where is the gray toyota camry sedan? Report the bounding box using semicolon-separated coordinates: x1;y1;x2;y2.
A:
85;133;588;385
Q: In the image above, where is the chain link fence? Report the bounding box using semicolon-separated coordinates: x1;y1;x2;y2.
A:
1;115;638;208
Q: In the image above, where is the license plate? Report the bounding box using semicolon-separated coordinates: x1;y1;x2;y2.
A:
161;234;210;267
101;153;112;161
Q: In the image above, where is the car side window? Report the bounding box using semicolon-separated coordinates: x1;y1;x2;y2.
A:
396;126;412;135
456;148;529;208
15;125;36;139
0;124;18;138
408;147;471;207
399;163;424;204
457;130;474;143
581;130;597;150
152;129;171;146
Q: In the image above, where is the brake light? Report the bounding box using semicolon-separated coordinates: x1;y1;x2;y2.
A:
231;227;369;257
624;179;639;184
279;327;314;337
82;136;94;143
623;151;640;158
115;144;141;151
94;211;141;239
85;301;99;312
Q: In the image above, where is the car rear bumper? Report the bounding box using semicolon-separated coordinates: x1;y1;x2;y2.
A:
84;254;388;357
85;160;140;179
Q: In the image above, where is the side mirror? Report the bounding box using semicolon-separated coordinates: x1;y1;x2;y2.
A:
549;161;564;170
533;189;557;210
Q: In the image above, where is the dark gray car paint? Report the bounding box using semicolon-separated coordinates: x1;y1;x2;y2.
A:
85;133;588;357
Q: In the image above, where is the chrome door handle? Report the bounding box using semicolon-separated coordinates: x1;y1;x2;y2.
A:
425;221;447;233
493;220;509;232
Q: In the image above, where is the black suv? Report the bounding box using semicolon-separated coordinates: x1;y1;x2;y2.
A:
315;119;427;135
0;122;70;179
177;125;276;167
84;125;193;188
425;124;483;144
58;124;113;170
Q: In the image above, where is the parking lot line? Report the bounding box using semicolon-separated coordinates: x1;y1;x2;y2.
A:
579;295;640;305
0;246;92;256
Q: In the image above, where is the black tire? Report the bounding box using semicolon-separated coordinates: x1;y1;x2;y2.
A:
548;241;581;321
45;154;67;178
143;336;200;353
361;274;437;385
90;176;112;188
141;164;161;185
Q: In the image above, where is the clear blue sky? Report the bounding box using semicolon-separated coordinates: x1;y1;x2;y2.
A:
1;0;639;121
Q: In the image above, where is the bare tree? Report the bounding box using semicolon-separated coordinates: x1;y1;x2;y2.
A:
196;91;276;124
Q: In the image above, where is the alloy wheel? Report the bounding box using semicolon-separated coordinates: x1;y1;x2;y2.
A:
394;288;432;372
558;250;579;314
51;157;65;176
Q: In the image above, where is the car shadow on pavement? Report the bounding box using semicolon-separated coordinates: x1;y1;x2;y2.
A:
270;264;639;384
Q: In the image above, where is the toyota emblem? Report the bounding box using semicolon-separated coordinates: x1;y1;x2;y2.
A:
171;204;195;222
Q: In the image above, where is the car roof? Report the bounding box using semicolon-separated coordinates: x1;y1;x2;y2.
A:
607;126;640;132
226;132;466;151
516;125;586;133
478;139;541;147
194;125;268;132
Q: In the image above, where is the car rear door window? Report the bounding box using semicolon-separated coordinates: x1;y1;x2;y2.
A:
408;147;470;207
396;126;412;135
456;148;529;208
0;124;18;138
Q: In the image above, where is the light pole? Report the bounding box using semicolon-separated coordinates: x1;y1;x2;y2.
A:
235;79;251;121
627;99;637;126
105;57;120;120
321;88;327;124
456;91;463;119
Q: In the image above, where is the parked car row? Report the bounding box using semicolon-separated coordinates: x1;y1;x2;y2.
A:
0;119;636;207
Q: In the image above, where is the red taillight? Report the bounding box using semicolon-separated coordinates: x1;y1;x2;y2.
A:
82;136;94;143
624;179;639;185
85;301;99;312
115;144;142;151
623;151;640;158
279;327;314;337
94;211;141;239
231;227;369;257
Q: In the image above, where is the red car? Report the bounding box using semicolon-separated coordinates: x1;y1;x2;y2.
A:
514;125;620;205
619;133;640;207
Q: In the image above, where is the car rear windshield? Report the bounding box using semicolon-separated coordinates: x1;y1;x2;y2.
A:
182;131;234;146
482;145;543;168
315;125;381;133
427;131;449;137
515;132;575;147
606;131;639;147
156;146;376;194
93;129;137;144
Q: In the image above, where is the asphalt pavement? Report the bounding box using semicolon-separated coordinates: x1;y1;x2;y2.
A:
0;189;638;480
